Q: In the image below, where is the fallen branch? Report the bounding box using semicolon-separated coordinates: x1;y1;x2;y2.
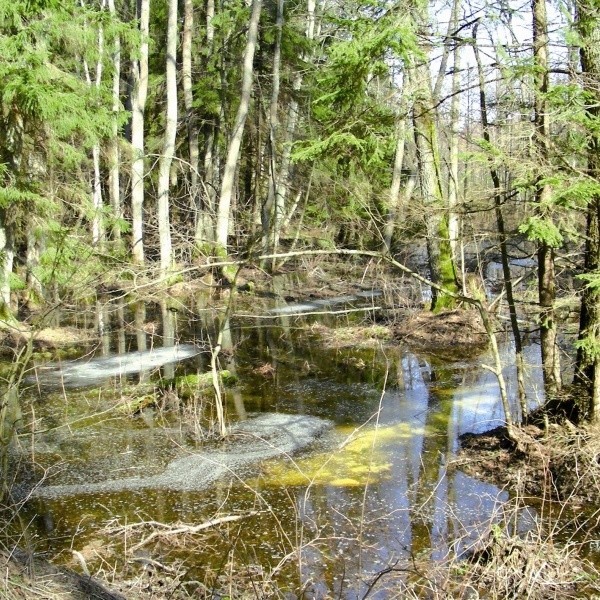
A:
128;512;258;552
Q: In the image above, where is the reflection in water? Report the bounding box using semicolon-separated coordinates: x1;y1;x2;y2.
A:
161;301;176;380
21;293;545;598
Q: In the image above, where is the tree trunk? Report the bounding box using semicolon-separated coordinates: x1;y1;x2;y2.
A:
447;31;461;265
263;0;284;266
0;209;14;320
383;77;411;253
107;0;122;242
81;0;106;247
157;0;178;274
473;24;527;419
533;0;561;397
215;0;262;269
408;42;458;311
274;0;317;229
574;0;600;422
130;0;150;265
195;0;218;248
182;0;201;246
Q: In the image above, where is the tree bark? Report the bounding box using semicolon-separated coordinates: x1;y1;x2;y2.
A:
157;0;178;273
81;0;106;247
383;77;411;253
447;29;461;265
0;209;14;319
262;0;284;265
215;0;262;268
195;0;218;247
574;0;600;422
130;0;150;265
408;22;458;311
182;0;201;245
274;0;317;231
533;0;561;398
107;0;122;242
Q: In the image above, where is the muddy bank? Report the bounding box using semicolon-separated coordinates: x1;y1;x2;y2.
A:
33;413;332;499
454;422;600;505
393;308;489;359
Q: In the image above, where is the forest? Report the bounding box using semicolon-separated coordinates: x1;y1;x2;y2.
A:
1;0;600;596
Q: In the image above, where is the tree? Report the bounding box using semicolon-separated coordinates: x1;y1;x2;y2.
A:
531;0;562;397
0;0;115;317
130;0;150;265
182;0;201;251
408;0;458;311
215;0;262;271
107;0;123;243
574;0;600;421
157;0;178;274
472;22;527;419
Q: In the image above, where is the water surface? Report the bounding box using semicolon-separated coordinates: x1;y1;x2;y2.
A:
15;287;544;597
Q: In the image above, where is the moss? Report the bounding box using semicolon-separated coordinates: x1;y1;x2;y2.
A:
432;217;459;313
213;244;237;283
117;394;157;415
164;370;238;399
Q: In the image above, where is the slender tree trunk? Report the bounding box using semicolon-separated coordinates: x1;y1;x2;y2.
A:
574;0;600;421
274;0;317;224
0;209;14;320
182;0;201;245
130;0;150;265
383;77;411;253
82;0;106;246
215;0;262;267
447;35;461;264
107;0;122;242
533;0;561;397
263;0;284;265
473;24;527;419
157;0;178;273
408;35;458;311
196;0;217;247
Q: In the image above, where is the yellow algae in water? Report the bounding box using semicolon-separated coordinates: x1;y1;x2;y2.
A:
254;422;425;487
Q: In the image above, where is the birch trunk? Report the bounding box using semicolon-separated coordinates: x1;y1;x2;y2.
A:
447;36;461;264
215;0;262;266
0;210;14;320
130;0;150;265
182;0;201;243
107;0;122;241
157;0;178;273
274;0;317;221
81;0;106;246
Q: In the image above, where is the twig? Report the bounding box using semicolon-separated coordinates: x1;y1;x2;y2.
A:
129;512;258;552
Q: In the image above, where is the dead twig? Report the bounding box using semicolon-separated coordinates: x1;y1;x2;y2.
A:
127;512;259;553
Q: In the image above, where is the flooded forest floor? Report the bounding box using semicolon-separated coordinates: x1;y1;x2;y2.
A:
2;260;600;599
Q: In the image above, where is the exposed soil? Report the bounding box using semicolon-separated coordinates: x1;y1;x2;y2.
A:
454;421;600;507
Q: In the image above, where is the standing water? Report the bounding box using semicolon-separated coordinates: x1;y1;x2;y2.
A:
13;283;544;598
